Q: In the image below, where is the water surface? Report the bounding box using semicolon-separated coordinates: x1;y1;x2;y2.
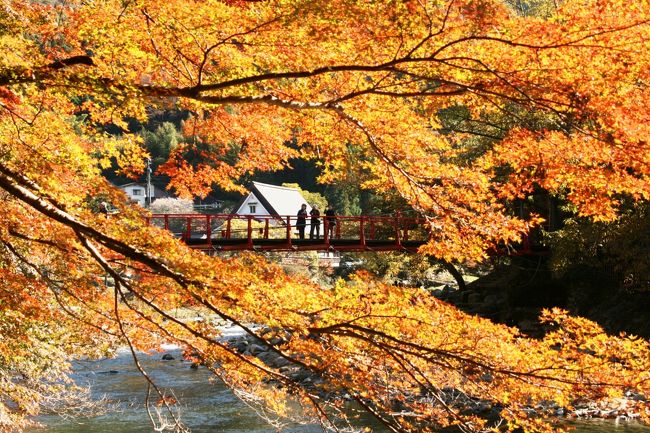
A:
36;349;650;433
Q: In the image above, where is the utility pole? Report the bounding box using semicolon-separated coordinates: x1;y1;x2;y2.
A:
146;158;152;207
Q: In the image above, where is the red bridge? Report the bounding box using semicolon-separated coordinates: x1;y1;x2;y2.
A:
148;213;430;252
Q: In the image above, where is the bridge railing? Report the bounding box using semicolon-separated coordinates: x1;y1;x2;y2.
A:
146;213;431;250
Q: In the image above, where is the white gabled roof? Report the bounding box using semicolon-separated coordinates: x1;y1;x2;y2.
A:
251;182;310;217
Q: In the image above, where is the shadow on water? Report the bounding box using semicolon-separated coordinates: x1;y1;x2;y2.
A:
34;348;650;433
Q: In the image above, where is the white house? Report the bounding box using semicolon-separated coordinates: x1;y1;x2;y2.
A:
234;182;311;220
118;182;169;206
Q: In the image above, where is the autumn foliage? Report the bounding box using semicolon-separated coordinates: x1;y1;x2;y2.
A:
1;0;650;432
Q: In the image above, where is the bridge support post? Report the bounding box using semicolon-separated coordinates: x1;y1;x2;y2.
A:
206;215;211;248
395;212;401;247
286;216;292;248
360;217;366;248
247;215;253;249
184;217;192;243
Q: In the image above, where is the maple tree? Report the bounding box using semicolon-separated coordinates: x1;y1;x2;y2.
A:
1;0;650;432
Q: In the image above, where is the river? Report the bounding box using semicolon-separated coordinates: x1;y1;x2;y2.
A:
35;346;650;433
35;345;316;433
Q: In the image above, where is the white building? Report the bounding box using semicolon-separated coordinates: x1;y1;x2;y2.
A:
234;182;311;220
118;182;169;206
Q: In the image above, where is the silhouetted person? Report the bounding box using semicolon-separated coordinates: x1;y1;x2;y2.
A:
296;203;308;239
310;205;321;239
325;205;337;238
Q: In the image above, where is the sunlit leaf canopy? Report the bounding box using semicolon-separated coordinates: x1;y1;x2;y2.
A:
2;0;649;258
1;0;650;432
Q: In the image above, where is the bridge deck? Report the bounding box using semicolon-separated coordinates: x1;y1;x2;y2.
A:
183;237;427;252
148;213;430;252
147;213;539;255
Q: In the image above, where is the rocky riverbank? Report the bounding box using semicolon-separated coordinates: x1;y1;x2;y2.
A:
216;325;648;428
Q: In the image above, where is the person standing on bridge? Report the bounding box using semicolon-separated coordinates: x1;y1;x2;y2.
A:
325;205;336;239
309;205;321;239
296;203;308;239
